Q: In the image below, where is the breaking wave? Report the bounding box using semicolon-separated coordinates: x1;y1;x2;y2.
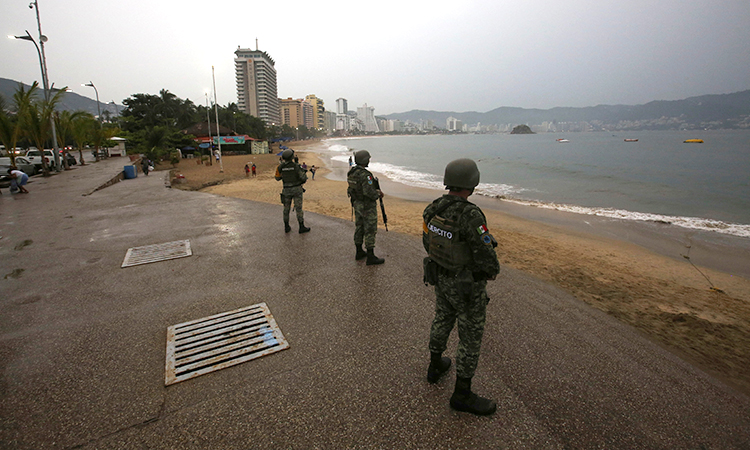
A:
323;141;750;238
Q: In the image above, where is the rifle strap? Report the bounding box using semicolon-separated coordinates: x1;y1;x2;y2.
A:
425;196;468;226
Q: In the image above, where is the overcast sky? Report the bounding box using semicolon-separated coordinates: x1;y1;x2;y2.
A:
2;0;750;115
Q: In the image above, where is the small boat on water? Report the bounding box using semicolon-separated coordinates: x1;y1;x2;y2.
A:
624;139;639;142
684;139;704;143
556;138;569;143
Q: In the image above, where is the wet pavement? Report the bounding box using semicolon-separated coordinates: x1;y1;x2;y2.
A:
1;158;749;449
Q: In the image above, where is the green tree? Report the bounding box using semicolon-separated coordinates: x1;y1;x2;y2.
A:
0;94;22;165
94;124;121;160
55;110;86;170
16;82;67;176
280;124;296;139
71;112;97;166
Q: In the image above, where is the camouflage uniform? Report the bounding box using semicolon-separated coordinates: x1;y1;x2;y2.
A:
275;160;308;224
423;194;500;379
347;165;381;249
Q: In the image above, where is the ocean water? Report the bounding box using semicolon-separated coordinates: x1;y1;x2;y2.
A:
322;131;750;238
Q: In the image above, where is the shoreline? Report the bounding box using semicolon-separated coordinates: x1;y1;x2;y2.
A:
317;140;750;279
169;142;750;396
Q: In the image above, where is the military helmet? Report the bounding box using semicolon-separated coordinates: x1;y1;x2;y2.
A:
354;150;371;166
282;149;294;161
443;158;480;190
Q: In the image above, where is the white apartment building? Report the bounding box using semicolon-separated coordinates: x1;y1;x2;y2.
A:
336;98;348;115
235;47;281;126
357;104;379;133
446;116;462;131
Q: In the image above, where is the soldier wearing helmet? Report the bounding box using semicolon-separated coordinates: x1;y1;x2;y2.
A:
422;158;500;416
275;149;310;233
346;150;385;265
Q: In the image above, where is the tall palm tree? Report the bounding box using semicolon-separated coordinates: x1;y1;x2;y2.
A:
55;110;86;170
17;82;67;176
0;95;21;165
1;83;39;166
71;112;96;166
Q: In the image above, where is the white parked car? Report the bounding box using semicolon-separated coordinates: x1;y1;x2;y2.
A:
25;149;57;169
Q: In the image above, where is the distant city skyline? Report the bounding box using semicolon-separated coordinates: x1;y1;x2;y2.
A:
2;1;749;115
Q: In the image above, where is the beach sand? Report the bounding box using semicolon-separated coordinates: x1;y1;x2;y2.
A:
167;141;750;396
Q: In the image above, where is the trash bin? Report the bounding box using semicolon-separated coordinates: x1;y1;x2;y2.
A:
123;165;137;179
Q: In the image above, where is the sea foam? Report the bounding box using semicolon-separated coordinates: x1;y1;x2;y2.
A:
322;140;750;238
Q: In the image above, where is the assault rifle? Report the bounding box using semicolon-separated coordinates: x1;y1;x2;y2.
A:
373;178;388;231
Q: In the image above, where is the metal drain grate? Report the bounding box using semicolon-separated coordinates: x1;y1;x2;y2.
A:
122;240;192;268
165;302;289;385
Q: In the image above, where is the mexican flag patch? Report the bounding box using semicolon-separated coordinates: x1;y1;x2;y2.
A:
476;224;488;234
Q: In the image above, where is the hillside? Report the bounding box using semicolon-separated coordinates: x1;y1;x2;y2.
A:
384;90;750;131
0;77;121;117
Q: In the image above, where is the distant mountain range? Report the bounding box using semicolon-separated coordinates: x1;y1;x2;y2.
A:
3;76;749;131
0;77;122;117
383;90;750;131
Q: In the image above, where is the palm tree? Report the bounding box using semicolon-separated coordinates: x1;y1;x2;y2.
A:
17;82;67;176
1;83;38;166
55;110;86;169
99;124;121;157
0;95;21;165
144;125;169;161
71;112;96;166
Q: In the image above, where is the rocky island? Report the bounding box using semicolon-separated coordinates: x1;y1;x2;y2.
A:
510;124;534;134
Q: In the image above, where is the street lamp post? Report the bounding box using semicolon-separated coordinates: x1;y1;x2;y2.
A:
9;27;61;171
82;81;102;160
211;66;224;173
204;92;212;166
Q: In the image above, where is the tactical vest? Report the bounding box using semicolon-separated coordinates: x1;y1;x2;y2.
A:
427;204;472;272
279;161;301;187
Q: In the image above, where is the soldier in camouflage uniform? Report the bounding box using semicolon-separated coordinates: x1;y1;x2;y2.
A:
347;150;385;265
422;158;500;416
275;149;311;234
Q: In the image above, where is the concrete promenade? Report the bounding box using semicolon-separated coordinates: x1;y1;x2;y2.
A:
1;158;749;449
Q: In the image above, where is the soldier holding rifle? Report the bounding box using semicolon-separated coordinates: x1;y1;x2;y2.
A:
347;150;385;265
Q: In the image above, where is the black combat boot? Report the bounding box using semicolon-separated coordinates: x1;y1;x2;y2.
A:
298;221;311;234
355;245;367;260
450;377;496;416
284;222;291;233
366;248;384;265
427;352;452;383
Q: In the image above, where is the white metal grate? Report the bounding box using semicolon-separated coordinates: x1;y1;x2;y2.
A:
122;240;192;268
165;302;290;386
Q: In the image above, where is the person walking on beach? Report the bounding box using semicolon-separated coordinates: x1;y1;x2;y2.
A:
422;158;500;416
275;149;310;234
244;164;250;177
251;163;257;177
310;165;316;180
7;167;30;193
347;150;384;265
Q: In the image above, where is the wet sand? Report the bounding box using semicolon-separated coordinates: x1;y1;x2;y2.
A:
168;142;750;396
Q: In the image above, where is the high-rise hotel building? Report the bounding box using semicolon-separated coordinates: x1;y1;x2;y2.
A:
234;47;281;126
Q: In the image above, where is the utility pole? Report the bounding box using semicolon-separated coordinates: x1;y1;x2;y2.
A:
31;0;61;171
205;92;212;166
212;66;224;173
